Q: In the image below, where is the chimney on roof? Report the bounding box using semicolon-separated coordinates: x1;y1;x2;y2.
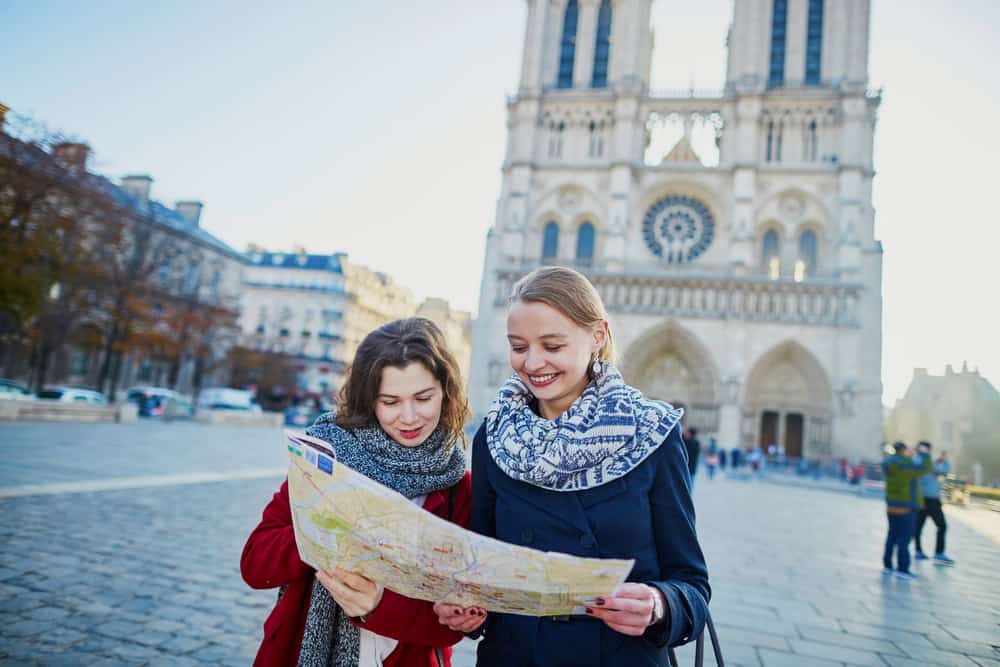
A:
175;200;204;227
0;103;8;134
52;142;91;170
121;174;153;206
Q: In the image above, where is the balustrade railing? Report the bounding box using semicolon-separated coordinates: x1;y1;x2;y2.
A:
493;266;862;328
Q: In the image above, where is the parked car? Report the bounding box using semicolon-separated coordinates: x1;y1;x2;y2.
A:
125;386;172;404
125;386;194;419
283;404;314;427
283;398;334;427
161;394;196;419
0;379;33;400
196;387;261;413
127;386;174;416
36;386;109;405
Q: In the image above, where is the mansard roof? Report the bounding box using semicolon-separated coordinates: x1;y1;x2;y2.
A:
0;132;243;261
247;251;344;273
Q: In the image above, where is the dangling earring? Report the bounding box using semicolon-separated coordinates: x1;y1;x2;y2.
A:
591;354;602;377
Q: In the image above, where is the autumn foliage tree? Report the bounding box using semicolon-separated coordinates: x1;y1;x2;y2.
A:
1;109;241;397
0;113;110;389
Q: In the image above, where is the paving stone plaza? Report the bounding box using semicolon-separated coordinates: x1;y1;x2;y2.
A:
0;422;997;666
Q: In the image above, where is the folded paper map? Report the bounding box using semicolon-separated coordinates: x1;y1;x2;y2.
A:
285;430;634;616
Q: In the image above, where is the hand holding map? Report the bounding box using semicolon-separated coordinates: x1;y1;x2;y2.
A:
285;430;634;617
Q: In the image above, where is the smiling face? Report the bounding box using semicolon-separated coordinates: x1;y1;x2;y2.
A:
506;300;606;420
373;362;443;447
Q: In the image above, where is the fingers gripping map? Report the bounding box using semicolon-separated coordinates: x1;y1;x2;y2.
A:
285;431;634;616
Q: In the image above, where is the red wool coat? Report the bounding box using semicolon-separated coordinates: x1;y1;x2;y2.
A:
241;473;472;667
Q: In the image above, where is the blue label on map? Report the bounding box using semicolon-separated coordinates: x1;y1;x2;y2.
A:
317;454;333;474
305;448;317;466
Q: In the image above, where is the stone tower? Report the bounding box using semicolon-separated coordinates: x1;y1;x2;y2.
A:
470;0;883;460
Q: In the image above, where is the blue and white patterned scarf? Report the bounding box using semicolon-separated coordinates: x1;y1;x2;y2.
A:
485;362;683;491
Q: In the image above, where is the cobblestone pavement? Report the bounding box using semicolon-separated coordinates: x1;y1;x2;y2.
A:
1;422;998;666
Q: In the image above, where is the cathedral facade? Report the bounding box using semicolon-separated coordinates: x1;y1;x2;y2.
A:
470;0;883;459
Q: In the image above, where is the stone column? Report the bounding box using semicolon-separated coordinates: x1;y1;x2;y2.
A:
717;375;742;447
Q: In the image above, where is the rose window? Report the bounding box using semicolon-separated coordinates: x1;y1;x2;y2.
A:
642;195;715;263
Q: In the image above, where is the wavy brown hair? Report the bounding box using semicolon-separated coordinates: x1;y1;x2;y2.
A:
336;317;470;447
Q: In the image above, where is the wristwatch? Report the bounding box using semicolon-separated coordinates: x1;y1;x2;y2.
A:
649;586;666;626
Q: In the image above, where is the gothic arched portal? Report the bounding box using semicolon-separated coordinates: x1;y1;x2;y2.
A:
621;321;720;434
742;341;833;458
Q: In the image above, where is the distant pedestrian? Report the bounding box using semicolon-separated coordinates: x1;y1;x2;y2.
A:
718;447;728;470
881;441;932;580
683;427;702;481
731;447;742;469
705;438;719;480
914;442;955;565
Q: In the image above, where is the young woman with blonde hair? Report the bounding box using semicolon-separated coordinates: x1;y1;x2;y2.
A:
242;317;474;667
436;266;710;666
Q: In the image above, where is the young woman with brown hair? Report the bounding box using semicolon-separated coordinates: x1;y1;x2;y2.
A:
242;317;475;667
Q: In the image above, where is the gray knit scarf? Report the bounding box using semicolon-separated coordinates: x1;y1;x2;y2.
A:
295;415;467;667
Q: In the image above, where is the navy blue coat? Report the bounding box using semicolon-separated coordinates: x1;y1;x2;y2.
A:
470;422;710;667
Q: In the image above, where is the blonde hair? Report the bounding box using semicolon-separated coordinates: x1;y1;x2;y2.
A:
509;266;616;363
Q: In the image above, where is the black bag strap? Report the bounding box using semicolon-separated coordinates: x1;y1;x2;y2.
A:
667;609;724;667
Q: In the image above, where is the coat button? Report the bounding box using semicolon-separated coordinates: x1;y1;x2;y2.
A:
579;534;595;549
521;528;534;544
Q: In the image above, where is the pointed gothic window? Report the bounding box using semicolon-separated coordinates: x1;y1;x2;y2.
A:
557;1;579;89
807;119;818;161
766;120;774;162
576;222;595;265
795;230;818;281
588;121;605;157
542;222;559;261
768;0;788;87
762;229;781;279
805;0;824;85
591;0;612;88
549;121;566;158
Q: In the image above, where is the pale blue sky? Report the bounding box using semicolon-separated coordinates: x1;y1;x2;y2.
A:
3;1;998;405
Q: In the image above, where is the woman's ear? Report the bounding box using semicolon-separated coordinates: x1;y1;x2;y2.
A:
592;321;608;353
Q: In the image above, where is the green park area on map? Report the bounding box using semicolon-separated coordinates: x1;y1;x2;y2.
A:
285;431;634;616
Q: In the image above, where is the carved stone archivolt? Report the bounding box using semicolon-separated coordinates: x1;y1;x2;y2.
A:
620;321;721;433
558;187;581;212
780;194;805;220
740;341;835;454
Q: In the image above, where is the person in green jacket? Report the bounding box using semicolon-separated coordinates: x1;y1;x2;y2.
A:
882;442;932;580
